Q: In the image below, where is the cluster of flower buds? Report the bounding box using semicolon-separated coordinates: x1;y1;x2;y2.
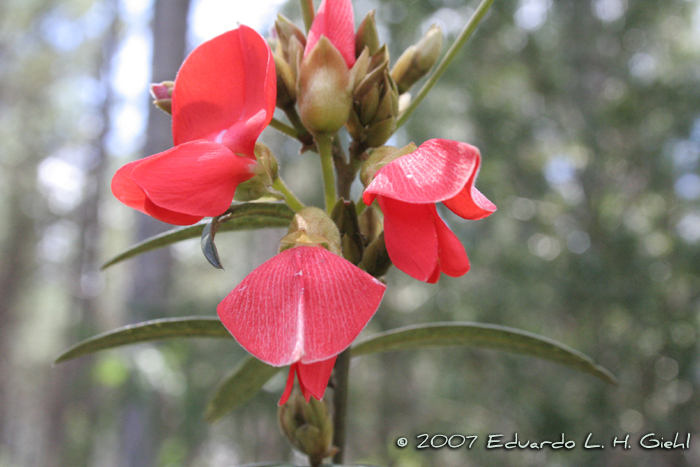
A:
346;39;399;149
278;389;336;466
110;1;496;440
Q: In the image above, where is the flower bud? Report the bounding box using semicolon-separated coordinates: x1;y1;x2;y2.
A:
355;10;380;57
274;53;297;108
150;81;174;114
275;14;307;51
358;204;382;243
287;35;305;79
360;231;392;277
280;207;342;256
233;143;281;202
297;37;352;136
360;143;418;187
391;24;443;94
330;199;364;265
349;47;371;91
278;389;335;466
345;109;365;142
364;117;396;149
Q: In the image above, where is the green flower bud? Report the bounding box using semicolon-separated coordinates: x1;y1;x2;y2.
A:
359;85;381;126
287;35;304;80
345;108;365;142
275;14;307;52
278;390;335;466
331;199;364;265
391;24;443;94
355;10;380;57
364;117;396;148
370;74;398;124
233;143;281;202
349;47;371;90
360;143;417;187
280;207;342;256
359;204;382;243
297;37;352;136
274;53;297;108
360;231;392;277
254;142;278;183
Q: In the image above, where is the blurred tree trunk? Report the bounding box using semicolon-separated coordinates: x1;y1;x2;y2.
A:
122;1;190;466
42;4;121;466
0;0;54;458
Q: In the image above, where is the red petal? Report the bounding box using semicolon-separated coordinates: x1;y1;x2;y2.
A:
172;26;276;157
306;0;356;68
443;186;497;220
217;246;385;366
378;196;438;282
280;364;297;405
364;139;481;204
297;357;336;402
131;140;255;219
432;209;470;278
111;158;203;225
278;358;336;405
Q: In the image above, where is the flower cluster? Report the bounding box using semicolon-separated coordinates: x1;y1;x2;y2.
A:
111;0;495;405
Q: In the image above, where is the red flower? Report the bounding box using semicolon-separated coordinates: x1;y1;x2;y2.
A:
281;358;337;405
111;26;276;225
363;139;496;283
217;246;385;403
305;0;356;68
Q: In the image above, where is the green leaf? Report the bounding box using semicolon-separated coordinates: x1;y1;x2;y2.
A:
205;356;281;422
351;322;617;385
102;203;295;269
54;317;231;364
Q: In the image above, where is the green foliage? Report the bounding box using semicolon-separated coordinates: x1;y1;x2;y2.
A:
204;355;280;422
352;322;616;385
101;203;295;269
54;317;229;364
56;317;615;423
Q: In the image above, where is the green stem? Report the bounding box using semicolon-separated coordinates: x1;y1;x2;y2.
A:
395;0;496;129
284;107;313;146
272;177;305;212
331;349;351;464
300;0;315;33
316;134;336;212
269;117;298;139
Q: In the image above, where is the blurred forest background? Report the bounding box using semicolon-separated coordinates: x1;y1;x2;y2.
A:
1;0;700;466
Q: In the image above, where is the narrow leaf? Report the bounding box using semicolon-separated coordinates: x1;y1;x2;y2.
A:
351;322;617;385
205;356;281;422
102;203;295;269
54;317;231;364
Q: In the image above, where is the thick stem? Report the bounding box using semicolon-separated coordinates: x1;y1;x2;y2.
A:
331;349;351;464
316;134;336;212
300;0;315;33
395;0;496;129
269;117;298;139
284;106;314;146
272;177;305;212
